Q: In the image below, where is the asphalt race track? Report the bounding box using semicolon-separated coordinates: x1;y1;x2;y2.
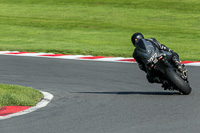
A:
0;55;199;133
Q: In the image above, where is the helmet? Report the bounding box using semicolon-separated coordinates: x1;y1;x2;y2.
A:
131;32;144;46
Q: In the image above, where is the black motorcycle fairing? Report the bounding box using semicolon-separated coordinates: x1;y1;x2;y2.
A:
134;39;162;65
135;39;147;51
160;50;173;62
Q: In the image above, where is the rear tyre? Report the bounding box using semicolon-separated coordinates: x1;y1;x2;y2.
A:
165;68;192;95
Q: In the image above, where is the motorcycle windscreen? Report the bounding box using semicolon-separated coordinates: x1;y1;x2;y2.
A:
135;39;162;64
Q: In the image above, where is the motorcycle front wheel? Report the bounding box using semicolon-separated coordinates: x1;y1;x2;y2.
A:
165;68;192;95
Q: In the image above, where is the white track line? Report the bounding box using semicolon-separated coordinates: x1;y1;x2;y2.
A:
0;91;54;120
0;51;199;66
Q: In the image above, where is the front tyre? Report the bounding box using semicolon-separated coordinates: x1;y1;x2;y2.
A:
165;68;192;95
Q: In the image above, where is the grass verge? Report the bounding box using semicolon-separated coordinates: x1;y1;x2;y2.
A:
0;0;199;61
0;84;43;108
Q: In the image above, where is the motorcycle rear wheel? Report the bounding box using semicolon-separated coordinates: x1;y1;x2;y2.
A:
165;68;192;95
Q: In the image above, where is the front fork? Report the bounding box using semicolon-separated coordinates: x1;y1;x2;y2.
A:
174;67;189;83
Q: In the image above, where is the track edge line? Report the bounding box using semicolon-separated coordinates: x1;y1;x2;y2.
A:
0;91;54;120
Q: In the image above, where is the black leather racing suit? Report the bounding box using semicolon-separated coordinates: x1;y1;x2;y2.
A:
133;38;180;83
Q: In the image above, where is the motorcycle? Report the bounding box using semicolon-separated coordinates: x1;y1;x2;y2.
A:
149;55;192;95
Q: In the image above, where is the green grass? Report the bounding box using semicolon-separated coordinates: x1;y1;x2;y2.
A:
0;0;199;60
0;84;43;108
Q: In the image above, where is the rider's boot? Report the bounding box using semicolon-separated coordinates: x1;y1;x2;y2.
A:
174;60;187;75
172;55;187;74
150;77;172;90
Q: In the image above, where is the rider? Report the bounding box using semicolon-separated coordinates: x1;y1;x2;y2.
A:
131;32;186;84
